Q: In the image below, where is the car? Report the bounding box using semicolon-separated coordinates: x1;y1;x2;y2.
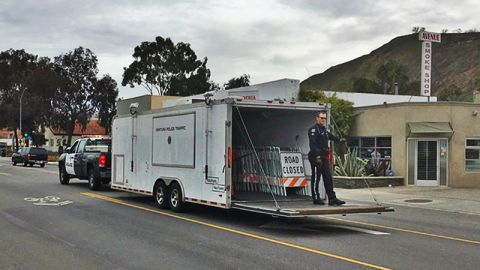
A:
12;147;48;167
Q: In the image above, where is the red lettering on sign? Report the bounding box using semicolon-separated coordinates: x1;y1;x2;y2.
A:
425;48;431;53
422;33;440;41
242;95;256;100
425;65;430;70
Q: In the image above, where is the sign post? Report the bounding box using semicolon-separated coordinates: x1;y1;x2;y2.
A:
419;31;441;98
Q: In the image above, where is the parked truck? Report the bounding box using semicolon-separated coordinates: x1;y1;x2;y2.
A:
58;137;112;190
111;92;392;217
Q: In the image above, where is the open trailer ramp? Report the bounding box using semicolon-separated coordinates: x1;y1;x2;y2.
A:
231;192;393;217
232;199;394;217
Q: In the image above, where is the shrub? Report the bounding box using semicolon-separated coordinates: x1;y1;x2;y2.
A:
334;148;369;177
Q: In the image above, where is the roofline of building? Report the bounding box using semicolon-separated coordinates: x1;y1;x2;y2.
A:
353;101;480;110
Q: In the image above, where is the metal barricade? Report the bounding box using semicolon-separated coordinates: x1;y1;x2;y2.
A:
233;146;309;197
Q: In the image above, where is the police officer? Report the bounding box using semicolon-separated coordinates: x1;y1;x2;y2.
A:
308;110;346;206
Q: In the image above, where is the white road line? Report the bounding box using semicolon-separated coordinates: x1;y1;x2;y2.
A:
0;172;11;176
323;225;390;235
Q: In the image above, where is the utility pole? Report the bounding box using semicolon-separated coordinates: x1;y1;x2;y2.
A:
19;86;27;145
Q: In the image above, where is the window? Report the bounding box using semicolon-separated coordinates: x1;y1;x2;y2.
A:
77;140;87;153
465;138;480;172
70;141;79;153
348;137;392;161
348;136;393;176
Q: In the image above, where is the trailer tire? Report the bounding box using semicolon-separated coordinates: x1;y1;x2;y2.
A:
59;165;70;185
88;168;100;191
169;182;184;212
153;181;169;209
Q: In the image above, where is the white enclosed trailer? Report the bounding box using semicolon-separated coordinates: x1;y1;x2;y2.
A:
111;97;392;217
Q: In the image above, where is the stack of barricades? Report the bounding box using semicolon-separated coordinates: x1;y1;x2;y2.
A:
233;146;309;196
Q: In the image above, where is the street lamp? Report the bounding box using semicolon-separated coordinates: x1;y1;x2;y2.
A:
18;86;27;143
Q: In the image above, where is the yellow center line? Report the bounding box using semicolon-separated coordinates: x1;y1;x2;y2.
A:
82;192;391;270
324;216;480;245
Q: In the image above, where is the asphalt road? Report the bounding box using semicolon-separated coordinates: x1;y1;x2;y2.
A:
1;158;479;270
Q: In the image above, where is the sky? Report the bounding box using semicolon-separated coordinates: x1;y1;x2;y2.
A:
1;0;478;99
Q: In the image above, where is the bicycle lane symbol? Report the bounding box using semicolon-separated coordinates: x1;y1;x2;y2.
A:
24;196;73;206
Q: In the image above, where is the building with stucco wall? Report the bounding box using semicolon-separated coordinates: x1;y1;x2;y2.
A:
349;102;480;188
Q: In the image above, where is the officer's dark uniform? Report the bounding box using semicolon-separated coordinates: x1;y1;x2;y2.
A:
308;123;342;204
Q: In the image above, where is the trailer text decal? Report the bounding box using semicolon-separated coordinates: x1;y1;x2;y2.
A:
279;152;305;177
156;126;186;132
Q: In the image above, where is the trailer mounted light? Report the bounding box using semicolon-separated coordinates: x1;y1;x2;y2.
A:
227;147;232;168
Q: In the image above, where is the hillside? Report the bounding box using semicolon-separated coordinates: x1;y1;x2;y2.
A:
300;33;480;100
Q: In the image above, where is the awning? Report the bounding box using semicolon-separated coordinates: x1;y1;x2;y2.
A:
408;122;453;134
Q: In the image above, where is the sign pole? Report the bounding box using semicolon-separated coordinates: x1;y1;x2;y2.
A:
419;31;441;98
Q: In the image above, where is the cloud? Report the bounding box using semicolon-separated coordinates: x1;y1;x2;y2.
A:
1;0;478;98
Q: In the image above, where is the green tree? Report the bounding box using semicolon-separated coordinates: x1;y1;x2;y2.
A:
93;75;119;134
438;84;463;101
298;89;354;138
51;47;99;146
224;74;250;89
122;36;215;96
475;77;480;90
403;80;421;96
352;78;381;93
298;89;354;158
376;61;409;95
0;49;55;150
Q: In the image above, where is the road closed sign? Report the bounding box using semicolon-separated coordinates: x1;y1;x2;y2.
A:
280;152;305;177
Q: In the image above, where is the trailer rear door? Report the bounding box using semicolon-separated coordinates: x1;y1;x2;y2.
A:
229;100;393;217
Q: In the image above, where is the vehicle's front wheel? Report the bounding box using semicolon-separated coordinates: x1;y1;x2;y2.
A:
88;168;100;190
12;162;16;166
40;163;45;168
153;181;169;209
59;165;70;185
169;182;185;212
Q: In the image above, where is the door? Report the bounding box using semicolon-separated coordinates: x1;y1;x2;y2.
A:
65;141;79;175
203;105;228;203
75;140;87;176
415;140;439;186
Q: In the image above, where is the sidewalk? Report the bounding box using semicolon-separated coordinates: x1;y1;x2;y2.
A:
338;186;480;215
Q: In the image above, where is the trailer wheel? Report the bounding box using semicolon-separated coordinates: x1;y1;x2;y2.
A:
59;165;70;185
88;168;100;190
153;181;169;209
169;182;184;212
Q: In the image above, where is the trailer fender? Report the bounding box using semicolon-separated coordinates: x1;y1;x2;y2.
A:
155;177;185;201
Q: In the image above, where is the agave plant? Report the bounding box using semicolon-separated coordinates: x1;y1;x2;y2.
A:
334;148;369;177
